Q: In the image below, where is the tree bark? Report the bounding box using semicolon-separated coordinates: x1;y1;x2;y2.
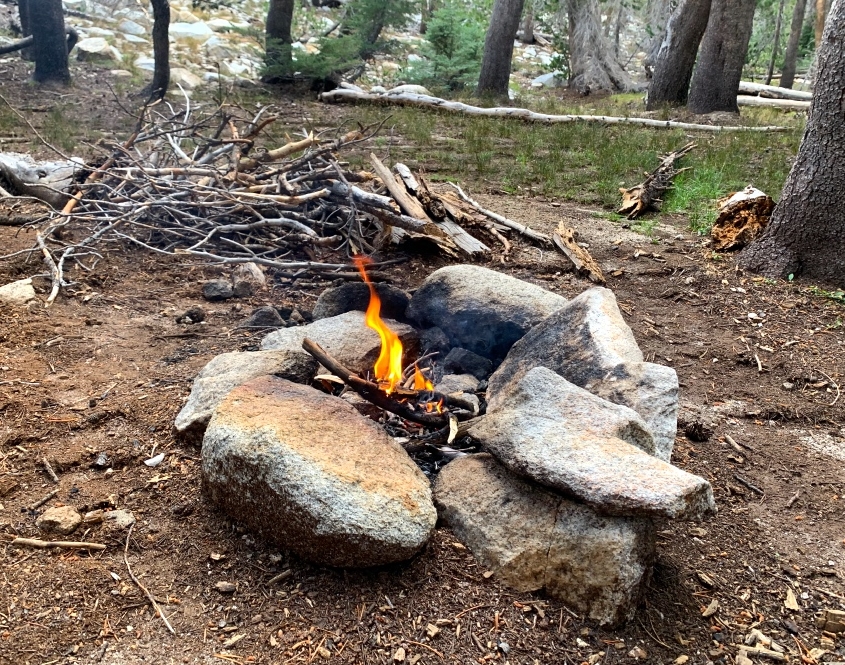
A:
814;0;828;48
646;0;711;109
146;0;170;101
687;0;758;114
567;0;633;93
18;0;34;61
520;1;535;44
642;0;674;77
30;0;69;85
765;0;786;85
265;0;295;78
739;0;845;284
477;0;525;98
780;0;808;88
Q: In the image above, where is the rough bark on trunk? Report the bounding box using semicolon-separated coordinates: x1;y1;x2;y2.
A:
477;0;525;98
18;0;34;61
30;0;69;85
646;0;711;109
687;0;758;114
642;0;674;77
765;0;786;84
265;0;295;78
780;0;808;88
814;0;828;48
520;2;535;43
739;0;845;284
567;0;633;93
146;0;170;101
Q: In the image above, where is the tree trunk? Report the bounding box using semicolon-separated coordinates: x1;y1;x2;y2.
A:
567;0;633;94
520;1;535;44
646;0;711;109
18;0;34;61
739;0;845;284
765;0;786;84
146;0;170;101
30;0;69;85
687;0;758;114
642;0;674;77
814;0;827;48
265;0;295;78
780;0;808;88
613;0;624;58
477;0;525;98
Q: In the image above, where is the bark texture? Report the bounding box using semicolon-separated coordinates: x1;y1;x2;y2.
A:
567;0;633;93
147;0;170;101
520;2;535;44
765;0;786;85
646;0;711;109
18;0;34;61
477;0;525;97
265;0;295;77
780;0;808;88
687;0;758;114
642;0;674;77
739;0;845;284
30;0;69;84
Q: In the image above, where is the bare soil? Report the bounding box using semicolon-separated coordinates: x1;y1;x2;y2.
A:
1;63;844;665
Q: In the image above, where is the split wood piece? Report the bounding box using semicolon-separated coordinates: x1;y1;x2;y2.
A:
238;132;318;170
301;338;449;428
10;537;105;550
711;186;775;251
737;95;810;111
319;89;789;132
447;182;551;245
618;142;696;220
124;523;176;635
738;81;813;101
552;222;606;284
731;645;788;662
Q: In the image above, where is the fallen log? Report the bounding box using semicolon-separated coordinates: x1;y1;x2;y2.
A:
320;89;788;132
618;141;695;219
737;95;809;111
738;81;813;101
552;222;605;284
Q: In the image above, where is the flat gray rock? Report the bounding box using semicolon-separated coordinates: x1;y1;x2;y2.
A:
202;376;436;567
488;287;678;461
435;454;655;626
406;265;566;360
260;310;418;375
174;349;317;441
472;368;715;520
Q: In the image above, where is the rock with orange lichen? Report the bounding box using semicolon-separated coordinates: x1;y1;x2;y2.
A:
201;375;436;567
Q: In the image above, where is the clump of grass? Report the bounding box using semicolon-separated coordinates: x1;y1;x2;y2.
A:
663;166;726;234
41;107;77;154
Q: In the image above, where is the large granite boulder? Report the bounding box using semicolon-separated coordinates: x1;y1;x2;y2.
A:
174;350;317;441
435;454;655;625
472;367;715;520
488;287;679;461
312;282;410;322
202;376;436;567
406;265;566;361
260;311;418;375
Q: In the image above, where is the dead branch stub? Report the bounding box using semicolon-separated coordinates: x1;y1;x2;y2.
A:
618;142;696;220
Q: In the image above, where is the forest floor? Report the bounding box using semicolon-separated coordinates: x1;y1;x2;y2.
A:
0;59;844;665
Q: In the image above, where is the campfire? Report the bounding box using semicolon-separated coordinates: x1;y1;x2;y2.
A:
300;257;476;449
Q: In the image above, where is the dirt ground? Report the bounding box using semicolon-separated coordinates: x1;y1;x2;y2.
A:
1;58;844;665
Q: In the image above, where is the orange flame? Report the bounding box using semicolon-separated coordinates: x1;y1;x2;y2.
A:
354;256;403;394
413;363;434;391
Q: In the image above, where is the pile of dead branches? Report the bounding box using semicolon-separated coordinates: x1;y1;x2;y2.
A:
1;101;559;305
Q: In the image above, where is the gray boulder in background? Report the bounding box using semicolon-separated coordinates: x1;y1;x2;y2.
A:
312;282;410;322
406;265;566;361
202;376;436;567
473;367;715;520
174;349;317;441
435;454;655;626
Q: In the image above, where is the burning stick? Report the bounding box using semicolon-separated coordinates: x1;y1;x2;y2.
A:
301;338;448;428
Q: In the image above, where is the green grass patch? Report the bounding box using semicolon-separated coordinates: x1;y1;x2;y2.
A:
41;107;77;154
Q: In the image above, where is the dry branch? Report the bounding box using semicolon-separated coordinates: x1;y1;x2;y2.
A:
738;81;813;100
618;142;696;219
552;223;605;284
319;89;788;132
10;537;105;550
